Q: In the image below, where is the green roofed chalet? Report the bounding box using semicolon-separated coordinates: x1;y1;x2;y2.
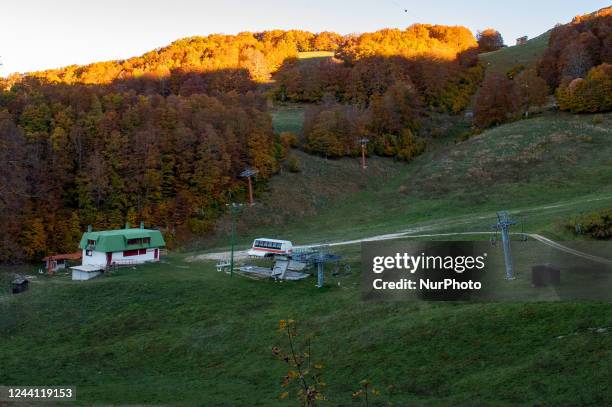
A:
71;223;165;280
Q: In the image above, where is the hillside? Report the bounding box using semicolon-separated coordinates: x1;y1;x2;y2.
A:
1;248;611;405
0;24;484;261
205;111;612;250
2;6;612;405
2;81;611;407
479;30;551;74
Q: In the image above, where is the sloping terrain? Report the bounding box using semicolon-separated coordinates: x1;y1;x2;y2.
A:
1;109;611;406
211;111;612;249
1;243;610;406
479;30;551;74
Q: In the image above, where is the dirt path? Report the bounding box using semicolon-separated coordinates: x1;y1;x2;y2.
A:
186;196;612;264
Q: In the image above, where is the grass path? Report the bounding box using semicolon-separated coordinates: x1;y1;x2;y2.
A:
189;195;612;262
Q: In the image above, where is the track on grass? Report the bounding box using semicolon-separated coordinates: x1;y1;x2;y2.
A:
187;196;612;265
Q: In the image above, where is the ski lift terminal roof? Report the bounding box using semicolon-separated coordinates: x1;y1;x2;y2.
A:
79;228;165;252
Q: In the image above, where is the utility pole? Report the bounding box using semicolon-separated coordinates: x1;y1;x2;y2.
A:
492;211;517;280
240;168;258;206
358;138;369;170
227;202;243;277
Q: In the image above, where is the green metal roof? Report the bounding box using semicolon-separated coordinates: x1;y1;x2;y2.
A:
79;228;165;252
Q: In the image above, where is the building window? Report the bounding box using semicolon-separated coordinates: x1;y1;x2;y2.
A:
86;250;92;256
123;249;140;257
127;237;151;246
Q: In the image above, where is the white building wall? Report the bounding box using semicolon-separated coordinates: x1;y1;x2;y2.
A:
110;248;158;264
81;248;160;266
82;250;107;266
72;270;102;281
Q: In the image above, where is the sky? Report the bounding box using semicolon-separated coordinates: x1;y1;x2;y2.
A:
1;0;609;76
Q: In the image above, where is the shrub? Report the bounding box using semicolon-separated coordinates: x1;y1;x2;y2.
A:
280;131;300;148
287;154;301;173
473;72;515;128
568;208;612;239
507;64;526;79
556;63;612;113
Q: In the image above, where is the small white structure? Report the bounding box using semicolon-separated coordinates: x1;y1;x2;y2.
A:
71;264;105;281
71;223;165;280
247;238;293;257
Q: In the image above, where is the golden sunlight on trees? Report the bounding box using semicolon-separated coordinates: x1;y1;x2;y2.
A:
0;25;484;259
539;7;611;88
476;29;504;53
538;8;612;113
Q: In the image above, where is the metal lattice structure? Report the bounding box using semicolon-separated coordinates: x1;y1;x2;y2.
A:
492;211;517;280
227;202;244;277
239;168;258;178
291;245;342;288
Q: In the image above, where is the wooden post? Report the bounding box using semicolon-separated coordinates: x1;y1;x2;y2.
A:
361;144;366;170
240;168;258;206
247;176;254;206
358;138;369;170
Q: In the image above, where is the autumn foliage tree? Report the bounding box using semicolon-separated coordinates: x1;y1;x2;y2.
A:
512;69;549;116
0;77;278;260
281;24;484;160
539;7;612;88
556;63;612;112
275;24;482;113
476;29;504;53
473;72;516;128
1;26;485;260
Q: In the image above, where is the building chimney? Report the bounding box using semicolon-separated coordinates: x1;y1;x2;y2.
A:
125;222;130;229
87;225;92;232
140;221;145;229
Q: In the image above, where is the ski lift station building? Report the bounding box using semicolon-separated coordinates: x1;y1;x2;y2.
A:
71;224;165;280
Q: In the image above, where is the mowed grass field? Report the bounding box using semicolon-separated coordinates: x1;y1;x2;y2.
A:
1;251;611;406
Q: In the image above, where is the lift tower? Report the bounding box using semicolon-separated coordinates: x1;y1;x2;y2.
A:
492;211;517;280
240;168;258;206
358;138;369;170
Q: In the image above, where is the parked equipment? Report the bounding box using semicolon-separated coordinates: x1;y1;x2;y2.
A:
247;238;293;257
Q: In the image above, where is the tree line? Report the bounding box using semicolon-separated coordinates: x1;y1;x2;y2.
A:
474;7;611;127
3;10;607;260
0;80;280;261
0;25;490;260
274;25;484;160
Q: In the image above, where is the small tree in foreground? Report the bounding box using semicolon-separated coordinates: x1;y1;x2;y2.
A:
273;320;326;405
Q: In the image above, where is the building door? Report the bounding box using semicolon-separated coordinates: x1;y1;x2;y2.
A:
154;249;159;261
106;252;112;265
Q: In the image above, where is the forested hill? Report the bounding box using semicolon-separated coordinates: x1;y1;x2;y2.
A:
0;25;484;261
1;7;611;261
